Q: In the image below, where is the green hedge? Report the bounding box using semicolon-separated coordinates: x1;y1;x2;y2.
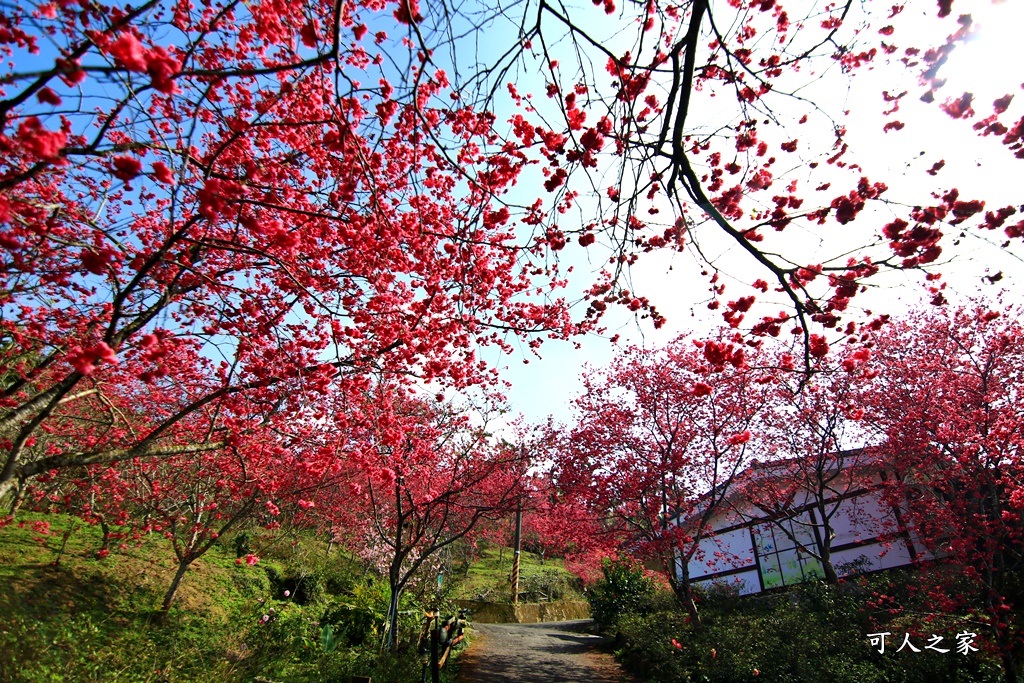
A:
591;570;1005;683
586;556;655;631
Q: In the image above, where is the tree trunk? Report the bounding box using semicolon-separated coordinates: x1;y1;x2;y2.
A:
672;577;702;627
817;518;839;584
53;519;78;565
1003;650;1019;683
0;462;18;504
98;517;111;552
385;580;401;651
665;553;701;628
4;478;23;516
156;558;192;623
819;544;839;584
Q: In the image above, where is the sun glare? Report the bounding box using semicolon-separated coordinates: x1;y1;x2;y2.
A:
935;1;1024;105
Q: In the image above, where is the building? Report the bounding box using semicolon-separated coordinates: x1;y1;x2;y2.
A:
677;454;932;595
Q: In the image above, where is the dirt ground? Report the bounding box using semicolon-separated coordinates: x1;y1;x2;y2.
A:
455;620;635;683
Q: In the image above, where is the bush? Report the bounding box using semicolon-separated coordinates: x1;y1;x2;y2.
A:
606;576;1004;683
614;610;692;682
231;531;254;558
518;569;582;602
586;556;655;631
233;564;272;596
320;582;390;647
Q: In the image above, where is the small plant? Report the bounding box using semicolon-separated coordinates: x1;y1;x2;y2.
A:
321;623;339;653
233;531;254;558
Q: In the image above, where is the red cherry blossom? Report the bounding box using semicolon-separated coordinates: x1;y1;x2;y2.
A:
17;116;65;160
111;155;142;181
36;87;61;105
108;32;147;72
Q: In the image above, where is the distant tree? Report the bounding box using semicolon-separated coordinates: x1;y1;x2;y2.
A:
316;385;527;649
733;350;881;585
869;308;1024;682
554;335;769;625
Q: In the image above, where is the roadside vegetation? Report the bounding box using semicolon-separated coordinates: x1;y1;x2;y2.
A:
0;513;466;683
0;513;585;682
451;542;583;604
588;557;1006;683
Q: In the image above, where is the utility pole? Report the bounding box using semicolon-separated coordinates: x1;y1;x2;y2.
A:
511;498;522;605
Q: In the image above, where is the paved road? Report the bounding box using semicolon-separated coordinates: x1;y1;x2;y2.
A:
456;620;634;683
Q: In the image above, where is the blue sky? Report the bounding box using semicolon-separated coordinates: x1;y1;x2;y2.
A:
465;0;1024;430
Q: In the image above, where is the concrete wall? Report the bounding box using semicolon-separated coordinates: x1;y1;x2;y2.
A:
455;599;591;624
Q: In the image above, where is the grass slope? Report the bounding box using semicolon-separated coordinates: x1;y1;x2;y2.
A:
0;515;582;682
0;513;252;682
0;513;424;683
452;543;583;604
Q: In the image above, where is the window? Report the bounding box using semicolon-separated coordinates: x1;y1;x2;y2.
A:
752;514;824;589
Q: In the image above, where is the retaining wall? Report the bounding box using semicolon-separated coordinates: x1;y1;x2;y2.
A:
455;599;591;624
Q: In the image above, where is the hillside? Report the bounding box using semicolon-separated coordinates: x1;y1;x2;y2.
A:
0;514;460;682
0;514;587;682
451;543;583;604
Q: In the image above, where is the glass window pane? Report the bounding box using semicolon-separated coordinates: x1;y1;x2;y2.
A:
777;548;805;586
759;552;783;589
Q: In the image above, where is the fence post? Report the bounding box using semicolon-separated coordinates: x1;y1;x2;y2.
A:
431;614;440;683
511;500;522;605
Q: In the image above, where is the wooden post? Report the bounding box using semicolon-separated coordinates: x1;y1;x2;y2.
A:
431;615;440;683
511;499;522;605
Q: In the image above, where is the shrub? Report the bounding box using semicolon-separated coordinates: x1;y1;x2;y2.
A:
321;598;381;647
233;564;272;597
232;531;254;558
518;569;582;602
607;576;1004;683
586;556;655;631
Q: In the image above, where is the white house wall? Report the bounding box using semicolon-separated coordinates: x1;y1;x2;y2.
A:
689;526;757;579
830;493;900;546
682;487;921;595
831;538;915;573
700;569;763;596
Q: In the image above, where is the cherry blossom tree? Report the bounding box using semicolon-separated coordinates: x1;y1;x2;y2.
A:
3;0;1023;510
515;472;599;566
311;384;528;650
23;436;286;620
8;7;1024;671
129;453;266;621
450;0;1022;355
0;0;583;502
733;348;881;584
553;335;769;624
19;461;137;556
869;308;1024;682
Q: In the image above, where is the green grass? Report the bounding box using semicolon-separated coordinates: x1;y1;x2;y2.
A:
0;513;252;682
0;515;582;682
0;513;452;683
451;543;584;603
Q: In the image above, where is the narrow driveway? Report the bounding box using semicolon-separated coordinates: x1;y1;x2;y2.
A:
456;620;634;683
